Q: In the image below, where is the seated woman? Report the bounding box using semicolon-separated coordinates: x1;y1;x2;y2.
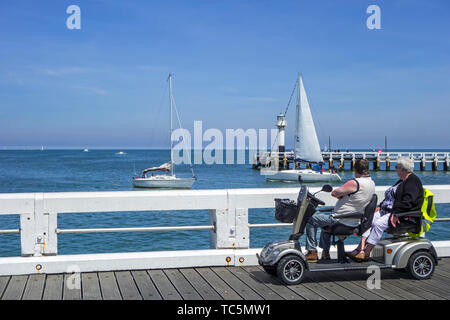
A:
347;157;424;261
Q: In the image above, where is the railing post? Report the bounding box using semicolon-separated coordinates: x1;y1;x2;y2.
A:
20;211;35;257
234;208;249;249
209;208;236;249
421;154;426;171
20;193;58;257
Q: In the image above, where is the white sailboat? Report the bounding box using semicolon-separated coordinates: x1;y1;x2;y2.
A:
263;74;341;182
132;74;196;189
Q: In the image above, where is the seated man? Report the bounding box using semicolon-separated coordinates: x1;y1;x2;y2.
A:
305;159;375;262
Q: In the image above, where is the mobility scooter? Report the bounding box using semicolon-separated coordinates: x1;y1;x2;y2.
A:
257;181;439;285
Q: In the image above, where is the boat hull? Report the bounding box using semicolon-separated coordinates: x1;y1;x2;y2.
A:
132;177;195;189
263;169;341;182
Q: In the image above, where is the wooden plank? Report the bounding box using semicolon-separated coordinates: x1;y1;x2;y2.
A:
423;274;450;294
386;278;445;300
180;268;223;300
43;274;64;300
22;274;45;300
98;272;121;300
301;274;346;300
228;267;284;300
376;280;422;300
164;269;202;300
0;277;10;299
1;275;27;300
434;267;450;280
243;266;304;300
115;271;142;300
409;278;450;299
325;271;384;300
148;269;182;300
131;270;162;300
334;270;405;300
283;282;326;300
250;266;337;300
211;267;263;300
306;271;364;300
436;258;450;271
81;272;102;300
63;274;82;300
196;267;242;300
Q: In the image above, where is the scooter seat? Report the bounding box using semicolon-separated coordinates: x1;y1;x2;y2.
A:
322;223;357;236
386;210;422;235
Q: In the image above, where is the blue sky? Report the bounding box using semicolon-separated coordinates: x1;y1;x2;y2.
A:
0;0;449;149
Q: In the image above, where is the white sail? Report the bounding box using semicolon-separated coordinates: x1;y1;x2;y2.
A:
294;74;323;163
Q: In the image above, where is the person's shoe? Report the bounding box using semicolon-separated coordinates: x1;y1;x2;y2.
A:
354;251;370;262
320;250;331;261
306;250;318;263
345;251;358;261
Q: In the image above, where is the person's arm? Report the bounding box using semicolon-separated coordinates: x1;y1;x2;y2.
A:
331;179;358;199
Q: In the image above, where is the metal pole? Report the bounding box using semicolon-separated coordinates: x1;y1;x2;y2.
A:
57;225;215;234
168;73;174;176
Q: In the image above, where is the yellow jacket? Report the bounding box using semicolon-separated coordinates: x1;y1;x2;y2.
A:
409;188;437;238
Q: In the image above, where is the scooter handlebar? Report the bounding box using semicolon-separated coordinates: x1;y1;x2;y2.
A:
308;192;325;206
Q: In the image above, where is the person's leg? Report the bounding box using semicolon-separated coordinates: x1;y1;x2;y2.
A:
349;210;380;258
318;221;338;252
306;214;337;249
305;218;318;252
305;214;337;261
355;213;390;260
317;215;339;254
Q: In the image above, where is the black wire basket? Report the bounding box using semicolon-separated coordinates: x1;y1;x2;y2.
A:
274;198;299;223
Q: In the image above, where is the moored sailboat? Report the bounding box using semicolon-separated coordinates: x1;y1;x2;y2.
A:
132;74;196;189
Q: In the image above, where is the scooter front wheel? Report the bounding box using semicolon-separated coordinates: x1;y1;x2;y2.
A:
277;254;306;285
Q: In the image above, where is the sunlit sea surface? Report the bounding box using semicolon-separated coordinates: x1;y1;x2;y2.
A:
0;149;449;257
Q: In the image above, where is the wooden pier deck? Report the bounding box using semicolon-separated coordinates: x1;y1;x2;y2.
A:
1;258;449;300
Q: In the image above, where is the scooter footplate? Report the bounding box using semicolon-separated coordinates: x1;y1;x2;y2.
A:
309;259;392;272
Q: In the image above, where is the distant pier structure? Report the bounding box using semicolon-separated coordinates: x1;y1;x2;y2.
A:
253;151;450;172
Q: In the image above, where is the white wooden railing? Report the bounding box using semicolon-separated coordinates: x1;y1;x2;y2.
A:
0;185;449;275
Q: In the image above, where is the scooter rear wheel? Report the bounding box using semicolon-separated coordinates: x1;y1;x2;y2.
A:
407;251;435;280
277;254;306;285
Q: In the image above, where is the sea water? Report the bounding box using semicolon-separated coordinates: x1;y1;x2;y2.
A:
0;149;449;257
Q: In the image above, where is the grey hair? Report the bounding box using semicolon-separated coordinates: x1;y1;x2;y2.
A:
396;157;414;173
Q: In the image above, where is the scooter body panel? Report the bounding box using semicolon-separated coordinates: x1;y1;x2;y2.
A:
372;237;436;268
258;240;307;267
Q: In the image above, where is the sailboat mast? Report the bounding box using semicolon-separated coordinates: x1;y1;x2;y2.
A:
169;73;174;176
294;73;301;156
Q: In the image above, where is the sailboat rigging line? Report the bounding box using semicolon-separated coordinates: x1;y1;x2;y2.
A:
282;78;299;116
171;95;196;178
270;78;299;153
